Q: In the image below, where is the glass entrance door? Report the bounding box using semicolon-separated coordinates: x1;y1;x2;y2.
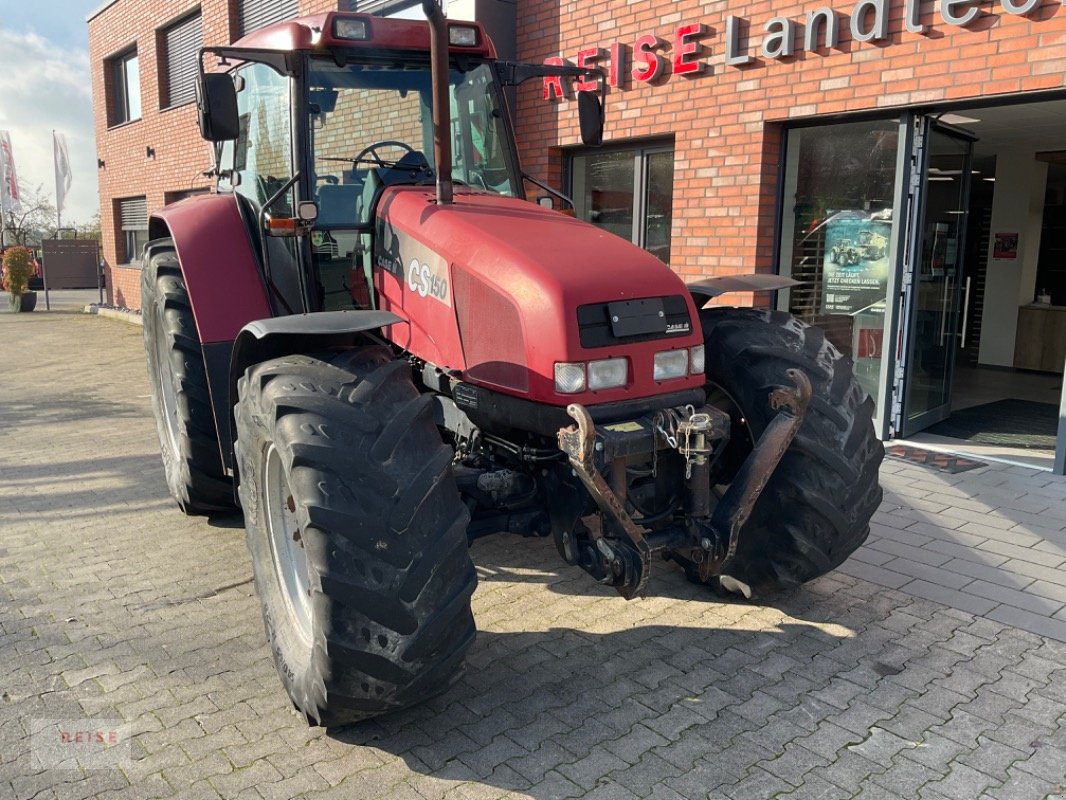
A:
897;119;975;437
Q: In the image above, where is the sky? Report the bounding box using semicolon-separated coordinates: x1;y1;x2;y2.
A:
0;1;100;227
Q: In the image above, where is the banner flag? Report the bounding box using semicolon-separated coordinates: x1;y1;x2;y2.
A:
54;131;72;216
0;131;20;214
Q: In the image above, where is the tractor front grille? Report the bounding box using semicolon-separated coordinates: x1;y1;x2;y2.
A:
577;295;692;349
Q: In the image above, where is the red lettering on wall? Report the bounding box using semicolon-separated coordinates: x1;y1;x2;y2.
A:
543;56;567;101
609;42;626;88
575;48;604;91
632;35;665;83
674;23;708;75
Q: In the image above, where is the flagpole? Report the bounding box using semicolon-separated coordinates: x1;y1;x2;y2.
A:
54;130;61;235
0;151;6;249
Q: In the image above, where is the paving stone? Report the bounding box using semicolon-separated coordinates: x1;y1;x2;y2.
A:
7;314;1066;800
924;761;996;800
965;580;1066;616
835;560;912;590
987;764;1066;800
870;754;946;797
898;581;999;617
989;605;1066;645
880;557;975;590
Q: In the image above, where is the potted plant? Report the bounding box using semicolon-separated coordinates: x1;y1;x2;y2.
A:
2;246;37;312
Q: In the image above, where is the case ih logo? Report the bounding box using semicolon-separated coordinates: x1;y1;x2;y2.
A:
407;259;450;306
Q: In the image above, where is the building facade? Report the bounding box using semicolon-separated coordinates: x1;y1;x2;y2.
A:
89;0;1066;462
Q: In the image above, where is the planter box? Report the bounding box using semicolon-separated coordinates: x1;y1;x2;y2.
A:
9;291;37;312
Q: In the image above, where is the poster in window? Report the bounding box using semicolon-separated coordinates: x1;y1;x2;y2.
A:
993;232;1018;260
821;211;892;315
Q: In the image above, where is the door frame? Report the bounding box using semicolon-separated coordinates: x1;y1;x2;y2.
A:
892;115;977;437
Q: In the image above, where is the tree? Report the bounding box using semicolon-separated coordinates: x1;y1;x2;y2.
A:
68;212;102;241
1;182;56;247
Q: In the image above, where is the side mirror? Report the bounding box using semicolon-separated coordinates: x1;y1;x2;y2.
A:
196;73;239;142
578;91;603;147
309;88;338;114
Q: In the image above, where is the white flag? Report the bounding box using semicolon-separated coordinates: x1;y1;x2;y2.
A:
0;131;20;214
54;131;72;216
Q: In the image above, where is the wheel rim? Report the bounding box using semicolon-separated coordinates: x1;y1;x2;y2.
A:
154;312;181;456
263;444;313;646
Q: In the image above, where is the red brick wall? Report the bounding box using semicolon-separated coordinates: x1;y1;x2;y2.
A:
90;0;240;308
89;0;341;309
90;0;1066;308
512;0;1066;282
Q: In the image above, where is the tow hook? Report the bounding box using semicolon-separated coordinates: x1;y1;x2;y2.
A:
557;404;652;599
696;368;813;581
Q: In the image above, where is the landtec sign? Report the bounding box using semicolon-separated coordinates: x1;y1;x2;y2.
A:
544;0;1049;98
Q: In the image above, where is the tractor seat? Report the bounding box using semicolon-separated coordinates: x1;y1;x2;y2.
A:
316;182;363;228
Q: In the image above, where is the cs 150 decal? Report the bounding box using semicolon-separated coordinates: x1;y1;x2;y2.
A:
407;258;451;306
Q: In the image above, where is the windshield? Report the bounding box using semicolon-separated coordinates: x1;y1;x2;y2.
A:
308;58;518;229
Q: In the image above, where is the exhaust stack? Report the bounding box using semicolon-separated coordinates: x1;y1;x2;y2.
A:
422;0;453;205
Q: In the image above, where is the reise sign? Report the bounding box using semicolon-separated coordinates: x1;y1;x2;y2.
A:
543;0;1046;99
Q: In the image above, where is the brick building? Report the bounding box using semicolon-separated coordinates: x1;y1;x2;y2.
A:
89;0;1066;458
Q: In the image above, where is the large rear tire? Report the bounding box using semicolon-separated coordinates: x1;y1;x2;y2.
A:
692;307;883;596
234;347;476;726
141;239;233;514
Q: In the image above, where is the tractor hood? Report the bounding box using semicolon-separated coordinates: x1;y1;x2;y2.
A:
373;187;705;405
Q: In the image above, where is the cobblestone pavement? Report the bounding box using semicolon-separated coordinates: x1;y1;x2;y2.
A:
2;311;1066;800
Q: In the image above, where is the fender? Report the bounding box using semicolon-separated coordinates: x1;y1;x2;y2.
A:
687;274;801;307
151;193;271;344
224;310;403;471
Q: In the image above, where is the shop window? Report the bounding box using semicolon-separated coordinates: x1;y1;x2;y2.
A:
108;49;141;126
238;0;298;36
570;143;674;264
160;11;203;109
778;120;901;405
117;196;149;264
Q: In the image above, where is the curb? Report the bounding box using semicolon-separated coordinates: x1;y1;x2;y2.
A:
84;304;143;327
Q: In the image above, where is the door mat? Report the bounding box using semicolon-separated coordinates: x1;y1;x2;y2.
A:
924;398;1059;451
885;445;987;473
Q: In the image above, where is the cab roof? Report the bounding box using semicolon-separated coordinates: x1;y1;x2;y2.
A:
232;12;496;59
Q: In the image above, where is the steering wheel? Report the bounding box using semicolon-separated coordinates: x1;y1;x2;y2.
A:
353;140;416;168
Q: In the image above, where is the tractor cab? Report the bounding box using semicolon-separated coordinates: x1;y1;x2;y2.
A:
195;11;599;317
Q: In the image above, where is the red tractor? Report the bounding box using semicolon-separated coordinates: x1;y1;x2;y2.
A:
142;2;882;726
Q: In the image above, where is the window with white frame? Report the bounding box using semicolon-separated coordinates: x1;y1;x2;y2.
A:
109;49;141;126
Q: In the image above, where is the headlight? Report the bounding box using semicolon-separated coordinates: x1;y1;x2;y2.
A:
690;345;705;375
588;358;628;391
449;25;479;46
554;362;586;394
333;18;368;40
654;349;689;381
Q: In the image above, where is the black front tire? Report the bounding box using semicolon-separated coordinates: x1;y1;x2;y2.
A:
692;307;883;596
235;347;476;726
141;239;233;514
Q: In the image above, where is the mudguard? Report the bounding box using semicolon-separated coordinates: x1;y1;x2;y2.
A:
150;193;271;344
229;310;403;386
223;310;404;469
687;274;801;307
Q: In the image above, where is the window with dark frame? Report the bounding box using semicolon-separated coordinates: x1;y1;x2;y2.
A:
570;142;675;265
118;196;149;264
161;11;203;109
237;0;299;36
109;49;141;126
